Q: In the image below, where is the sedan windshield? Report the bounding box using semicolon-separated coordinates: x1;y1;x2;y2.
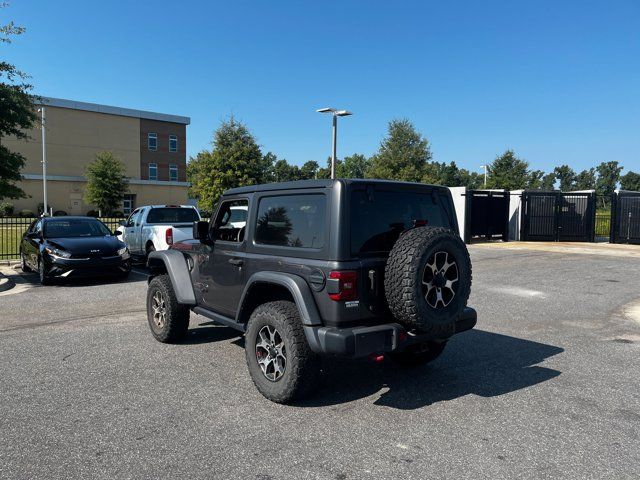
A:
44;219;112;238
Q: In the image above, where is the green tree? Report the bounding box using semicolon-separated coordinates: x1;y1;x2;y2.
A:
272;159;301;182
368;119;432;182
299;160;319;180
486;150;530;190
457;168;484;189
574;168;596;190
553;165;576;191
0;5;38;200
84;151;128;215
526;170;545;190
340;153;369;178
187;117;270;210
540;172;556;190
595;161;623;198
620;171;640;191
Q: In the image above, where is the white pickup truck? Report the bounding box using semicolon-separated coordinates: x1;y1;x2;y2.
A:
116;205;201;257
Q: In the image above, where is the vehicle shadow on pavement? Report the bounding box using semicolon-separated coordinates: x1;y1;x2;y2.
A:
297;329;563;410
182;322;243;345
9;269;147;288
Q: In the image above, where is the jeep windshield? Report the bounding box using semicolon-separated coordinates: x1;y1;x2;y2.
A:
350;188;453;256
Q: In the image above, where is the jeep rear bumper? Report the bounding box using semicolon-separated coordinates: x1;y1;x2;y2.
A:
304;307;477;358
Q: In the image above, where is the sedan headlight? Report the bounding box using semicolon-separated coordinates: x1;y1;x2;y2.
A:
117;247;129;256
45;246;71;259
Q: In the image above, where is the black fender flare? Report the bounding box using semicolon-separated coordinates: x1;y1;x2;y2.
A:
147;250;196;306
236;271;323;326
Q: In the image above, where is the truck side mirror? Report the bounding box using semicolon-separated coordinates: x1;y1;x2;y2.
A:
193;220;211;243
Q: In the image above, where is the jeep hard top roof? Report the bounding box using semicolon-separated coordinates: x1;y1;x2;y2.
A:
224;178;449;196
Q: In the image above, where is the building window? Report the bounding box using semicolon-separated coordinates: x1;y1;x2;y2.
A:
148;132;157;151
169;134;178;153
149;163;158;181
169;164;178;182
122;195;135;216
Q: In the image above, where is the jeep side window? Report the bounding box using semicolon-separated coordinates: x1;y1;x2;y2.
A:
254;194;326;249
212;199;248;242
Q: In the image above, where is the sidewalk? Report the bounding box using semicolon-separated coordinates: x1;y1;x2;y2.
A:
470;241;640;258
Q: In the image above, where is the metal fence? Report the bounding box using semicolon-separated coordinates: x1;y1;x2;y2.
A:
594;213;611;238
0;216;125;260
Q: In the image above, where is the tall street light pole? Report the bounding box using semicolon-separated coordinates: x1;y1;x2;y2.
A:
39;107;48;215
480;165;487;187
317;107;352;179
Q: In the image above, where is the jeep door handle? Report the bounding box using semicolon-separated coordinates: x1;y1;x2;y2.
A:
228;258;244;266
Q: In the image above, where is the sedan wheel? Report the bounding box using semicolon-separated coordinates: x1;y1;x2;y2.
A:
20;253;32;273
38;258;51;285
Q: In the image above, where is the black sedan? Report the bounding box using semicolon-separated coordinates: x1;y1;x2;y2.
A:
20;216;132;285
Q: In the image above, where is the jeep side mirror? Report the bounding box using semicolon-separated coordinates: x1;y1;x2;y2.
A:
112;230;122;236
193;220;211;243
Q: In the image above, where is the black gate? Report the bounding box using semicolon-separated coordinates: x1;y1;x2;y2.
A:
521;191;595;242
611;191;640;244
464;190;509;243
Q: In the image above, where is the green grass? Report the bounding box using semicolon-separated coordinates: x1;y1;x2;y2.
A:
0;226;27;259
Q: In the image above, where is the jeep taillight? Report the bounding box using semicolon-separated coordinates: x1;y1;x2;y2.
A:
328;270;358;301
166;227;173;245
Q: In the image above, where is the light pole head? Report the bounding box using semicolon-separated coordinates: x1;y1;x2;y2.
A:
335;110;353;117
316;107;336;114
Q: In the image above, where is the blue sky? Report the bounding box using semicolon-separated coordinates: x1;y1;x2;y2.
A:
4;0;640;174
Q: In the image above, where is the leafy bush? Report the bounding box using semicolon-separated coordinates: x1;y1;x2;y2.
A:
86;210;99;217
53;210;68;216
0;202;14;217
19;209;35;218
111;211;124;218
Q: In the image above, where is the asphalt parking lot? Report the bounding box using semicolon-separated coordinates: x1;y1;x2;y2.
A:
1;246;639;480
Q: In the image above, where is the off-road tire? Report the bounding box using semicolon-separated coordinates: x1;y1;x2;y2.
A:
389;340;448;367
385;226;471;336
245;301;321;404
146;274;190;343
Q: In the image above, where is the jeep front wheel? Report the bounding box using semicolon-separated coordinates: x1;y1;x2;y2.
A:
146;274;190;343
245;301;320;403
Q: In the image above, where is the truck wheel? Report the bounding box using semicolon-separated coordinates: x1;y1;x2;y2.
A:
245;301;321;404
389;340;448;367
146;274;190;343
385;226;471;336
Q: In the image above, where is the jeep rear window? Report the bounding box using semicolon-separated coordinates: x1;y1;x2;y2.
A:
350;189;451;256
146;208;199;224
255;194;326;249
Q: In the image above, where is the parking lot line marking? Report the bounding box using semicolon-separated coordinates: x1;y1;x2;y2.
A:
487;286;547;298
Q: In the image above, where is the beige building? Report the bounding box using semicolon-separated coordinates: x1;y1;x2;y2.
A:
4;97;190;215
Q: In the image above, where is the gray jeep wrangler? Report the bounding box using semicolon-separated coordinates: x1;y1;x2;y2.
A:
146;179;476;403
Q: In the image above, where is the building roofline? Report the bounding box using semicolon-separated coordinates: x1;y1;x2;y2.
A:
38;96;190;125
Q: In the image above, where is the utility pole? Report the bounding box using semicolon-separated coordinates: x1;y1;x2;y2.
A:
39;107;48;215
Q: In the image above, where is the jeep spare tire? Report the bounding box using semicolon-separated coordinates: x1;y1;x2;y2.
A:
384;226;471;335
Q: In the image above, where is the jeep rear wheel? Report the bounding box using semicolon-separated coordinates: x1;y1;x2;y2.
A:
384;226;471;336
146;274;190;343
245;301;320;404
